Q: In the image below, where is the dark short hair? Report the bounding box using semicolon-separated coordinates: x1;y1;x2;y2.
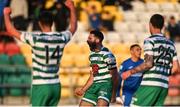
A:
90;30;104;42
150;14;164;30
130;44;141;50
38;11;53;27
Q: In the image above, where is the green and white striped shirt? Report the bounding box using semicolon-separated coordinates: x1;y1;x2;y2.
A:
141;34;178;88
89;47;117;83
20;31;72;85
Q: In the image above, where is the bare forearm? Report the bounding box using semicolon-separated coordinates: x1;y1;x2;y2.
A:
4;14;21;40
82;76;93;92
111;69;119;97
130;54;153;74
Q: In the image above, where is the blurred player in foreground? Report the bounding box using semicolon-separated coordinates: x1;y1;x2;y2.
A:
75;30;119;106
3;0;77;106
116;44;143;106
121;14;180;106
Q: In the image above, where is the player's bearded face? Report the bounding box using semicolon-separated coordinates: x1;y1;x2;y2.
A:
87;40;97;51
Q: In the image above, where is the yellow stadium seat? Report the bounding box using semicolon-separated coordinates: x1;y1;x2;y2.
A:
87;1;102;13
20;43;32;55
60;54;74;68
60;75;71;87
77;74;89;86
111;43;130;55
64;43;81;54
79;43;90;54
154;0;168;3
74;54;89;67
115;54;131;67
61;88;71;98
24;54;32;67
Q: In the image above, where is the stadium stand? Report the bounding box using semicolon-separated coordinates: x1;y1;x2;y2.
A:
1;0;180;106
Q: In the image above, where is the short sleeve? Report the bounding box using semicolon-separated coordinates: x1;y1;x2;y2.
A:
144;39;154;55
104;53;117;70
20;32;36;46
61;30;72;44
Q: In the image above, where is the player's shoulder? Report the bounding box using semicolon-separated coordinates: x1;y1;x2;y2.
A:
101;47;114;55
122;58;131;65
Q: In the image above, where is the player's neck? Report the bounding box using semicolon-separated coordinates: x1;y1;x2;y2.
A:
151;29;161;35
94;44;103;52
131;57;139;62
41;27;52;32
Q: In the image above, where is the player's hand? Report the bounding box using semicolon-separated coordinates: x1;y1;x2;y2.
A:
74;88;85;96
121;70;131;80
3;7;11;15
65;0;74;9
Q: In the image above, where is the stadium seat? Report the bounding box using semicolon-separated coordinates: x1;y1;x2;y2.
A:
5;42;20;56
60;54;74;68
77;74;89;86
106;31;122;43
60;75;71;87
20;43;32;55
79;43;90;54
74;54;89;67
23;54;32;67
115;54;131;67
10;54;31;73
121;32;138;43
175;3;180;11
64;43;81;54
123;11;138;22
0;42;5;54
168;88;179;96
146;2;160;12
169;76;179;86
111;43;130;55
132;1;146;12
10;54;26;65
136;32;150;43
128;22;145;33
61;88;71;98
0;54;16;73
160;2;175;12
114;21;130;33
73;31;89;43
87;1;102;13
7;75;23;96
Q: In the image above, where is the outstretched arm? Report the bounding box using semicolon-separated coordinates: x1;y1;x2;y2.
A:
65;0;77;35
3;7;21;40
121;54;153;80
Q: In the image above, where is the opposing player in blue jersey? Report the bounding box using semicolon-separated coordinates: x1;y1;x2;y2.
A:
116;44;143;106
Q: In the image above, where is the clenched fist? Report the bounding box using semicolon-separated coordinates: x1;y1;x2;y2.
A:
3;7;11;15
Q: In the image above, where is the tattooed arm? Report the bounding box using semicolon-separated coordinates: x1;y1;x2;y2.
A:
121;54;153;80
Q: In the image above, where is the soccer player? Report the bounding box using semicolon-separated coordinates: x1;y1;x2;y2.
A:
121;14;180;106
116;44;143;106
75;30;119;106
3;0;77;106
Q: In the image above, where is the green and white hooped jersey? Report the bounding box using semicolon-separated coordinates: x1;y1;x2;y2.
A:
20;31;72;85
89;47;117;83
142;34;178;88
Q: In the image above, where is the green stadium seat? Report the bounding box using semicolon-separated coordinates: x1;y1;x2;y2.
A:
0;54;16;73
10;54;31;73
7;75;23;96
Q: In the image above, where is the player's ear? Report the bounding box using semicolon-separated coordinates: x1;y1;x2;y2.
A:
96;39;100;43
